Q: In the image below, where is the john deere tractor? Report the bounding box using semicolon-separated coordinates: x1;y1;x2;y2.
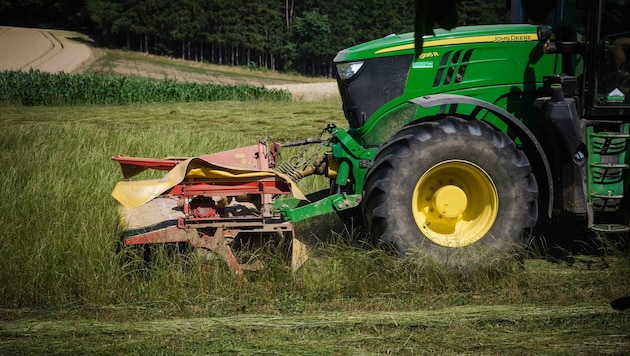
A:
113;0;630;270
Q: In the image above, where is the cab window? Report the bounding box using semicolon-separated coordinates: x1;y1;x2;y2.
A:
595;0;630;106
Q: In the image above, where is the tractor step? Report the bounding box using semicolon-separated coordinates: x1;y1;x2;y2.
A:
586;125;630;229
590;162;629;169
590;193;625;199
591;223;630;232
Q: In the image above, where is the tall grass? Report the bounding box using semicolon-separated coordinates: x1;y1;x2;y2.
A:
0;70;291;106
0;100;341;310
1;102;629;315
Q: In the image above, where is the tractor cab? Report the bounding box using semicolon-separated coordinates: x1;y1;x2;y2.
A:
536;0;630;231
543;0;630;116
589;0;630;115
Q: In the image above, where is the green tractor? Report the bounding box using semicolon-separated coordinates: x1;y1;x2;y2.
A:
278;0;630;265
113;0;630;270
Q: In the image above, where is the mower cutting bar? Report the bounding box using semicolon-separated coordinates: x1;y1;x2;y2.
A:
177;216;288;229
123;221;293;246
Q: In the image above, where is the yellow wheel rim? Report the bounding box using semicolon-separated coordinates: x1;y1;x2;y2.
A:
411;160;498;248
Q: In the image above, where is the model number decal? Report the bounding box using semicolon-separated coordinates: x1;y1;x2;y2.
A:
418;51;439;59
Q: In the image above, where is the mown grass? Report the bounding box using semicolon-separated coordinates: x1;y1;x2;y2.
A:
85;48;332;85
1;305;628;354
1;100;630;353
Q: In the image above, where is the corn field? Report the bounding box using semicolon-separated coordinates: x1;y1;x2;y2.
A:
0;70;292;106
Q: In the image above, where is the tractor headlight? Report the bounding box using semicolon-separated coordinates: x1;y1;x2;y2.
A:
336;61;364;80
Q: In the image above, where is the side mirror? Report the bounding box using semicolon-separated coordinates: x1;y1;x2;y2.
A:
537;24;586;55
537;25;553;42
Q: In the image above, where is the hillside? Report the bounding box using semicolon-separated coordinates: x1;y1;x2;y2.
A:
0;26;338;101
0;26;92;73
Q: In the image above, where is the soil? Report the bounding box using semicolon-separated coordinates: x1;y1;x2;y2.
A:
0;26;92;73
266;82;339;101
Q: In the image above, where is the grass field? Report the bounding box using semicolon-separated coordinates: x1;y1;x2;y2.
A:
0;70;293;106
1;98;629;354
82;48;340;102
0;34;629;353
1;304;627;354
84;48;332;86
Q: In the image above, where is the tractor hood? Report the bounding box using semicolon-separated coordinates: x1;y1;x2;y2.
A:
333;24;540;62
333;24;544;130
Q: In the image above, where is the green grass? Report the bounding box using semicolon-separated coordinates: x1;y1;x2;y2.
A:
0;100;348;309
1;100;630;354
86;49;332;85
1;305;628;354
0;70;291;106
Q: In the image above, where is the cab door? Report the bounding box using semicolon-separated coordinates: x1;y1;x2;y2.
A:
587;0;630;117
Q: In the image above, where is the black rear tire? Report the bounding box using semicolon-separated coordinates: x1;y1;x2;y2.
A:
362;117;538;269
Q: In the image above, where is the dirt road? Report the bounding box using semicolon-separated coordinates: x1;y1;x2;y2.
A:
0;26;92;73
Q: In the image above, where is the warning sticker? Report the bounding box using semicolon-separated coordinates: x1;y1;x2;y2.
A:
607;88;625;103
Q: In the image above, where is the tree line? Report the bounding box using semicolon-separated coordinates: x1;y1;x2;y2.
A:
0;0;510;76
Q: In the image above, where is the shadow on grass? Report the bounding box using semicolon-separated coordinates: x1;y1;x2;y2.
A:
530;212;630;268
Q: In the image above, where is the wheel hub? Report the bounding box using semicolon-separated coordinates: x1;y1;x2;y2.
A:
432;185;467;218
412;160;498;248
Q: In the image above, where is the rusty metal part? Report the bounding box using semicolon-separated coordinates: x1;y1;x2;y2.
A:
113;141;281;179
114;139;310;273
193;230;243;275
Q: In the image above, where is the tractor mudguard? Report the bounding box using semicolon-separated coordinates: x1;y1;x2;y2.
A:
410;94;553;218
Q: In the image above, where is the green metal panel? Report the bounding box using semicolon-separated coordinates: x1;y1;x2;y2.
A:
586;126;630;201
283;24;565;223
272;127;374;222
335;24;561;146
